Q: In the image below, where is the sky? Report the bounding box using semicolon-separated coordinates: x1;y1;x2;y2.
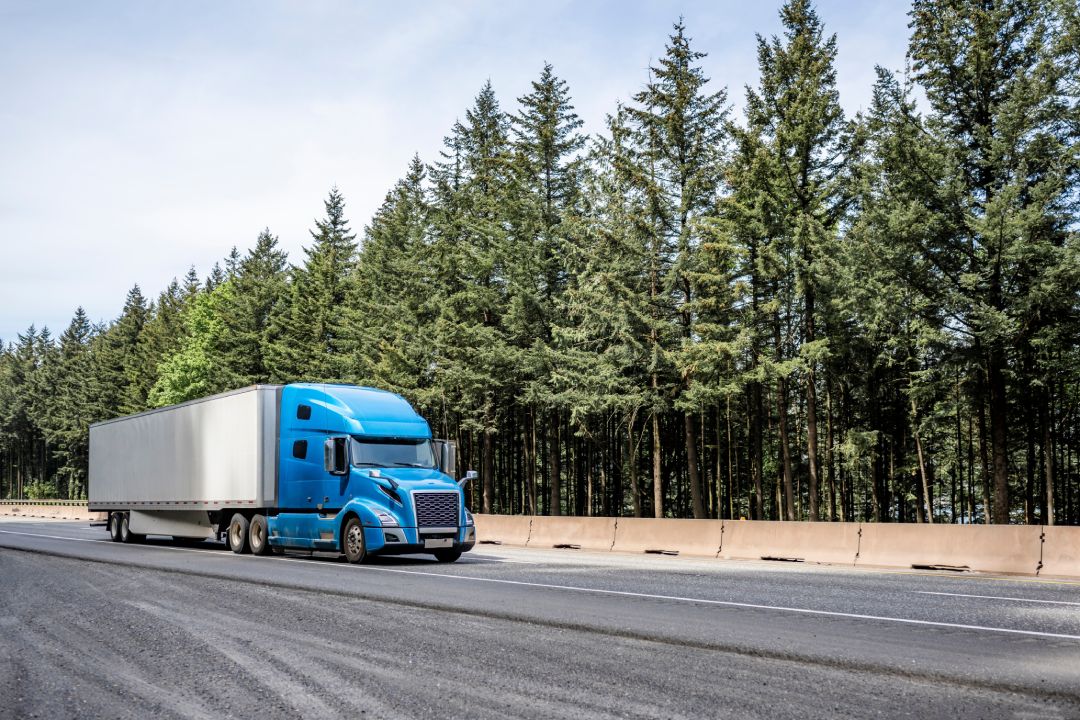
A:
0;0;912;343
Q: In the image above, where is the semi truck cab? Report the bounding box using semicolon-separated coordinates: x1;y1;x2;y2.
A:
264;383;476;562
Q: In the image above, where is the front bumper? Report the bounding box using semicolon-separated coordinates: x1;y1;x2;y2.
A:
373;524;475;555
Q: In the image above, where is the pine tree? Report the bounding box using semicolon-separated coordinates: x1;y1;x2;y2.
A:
510;64;587;515
905;0;1080;522
223;228;289;383
625;20;729;518
266;187;358;383
149;282;242;406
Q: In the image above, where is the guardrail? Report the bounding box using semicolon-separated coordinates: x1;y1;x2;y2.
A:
475;514;1079;579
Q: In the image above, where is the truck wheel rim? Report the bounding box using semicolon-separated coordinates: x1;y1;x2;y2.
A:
346;525;363;557
252;522;264;548
231;523;242;546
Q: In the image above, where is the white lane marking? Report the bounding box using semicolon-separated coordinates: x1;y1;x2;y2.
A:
461;554;537;565
276;558;1080;642
0;529;235;556
0;529;527;564
4;527;1080;641
917;591;1080;607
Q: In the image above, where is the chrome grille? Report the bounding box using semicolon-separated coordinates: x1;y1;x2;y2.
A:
414;491;459;527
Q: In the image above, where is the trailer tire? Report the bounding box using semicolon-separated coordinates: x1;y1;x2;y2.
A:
249;514;271;556
228;513;250;554
108;512;122;542
434;548;462;563
341;517;366;564
119;513;133;543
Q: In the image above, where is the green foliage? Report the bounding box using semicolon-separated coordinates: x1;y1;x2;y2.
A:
148;282;242;407
2;3;1078;527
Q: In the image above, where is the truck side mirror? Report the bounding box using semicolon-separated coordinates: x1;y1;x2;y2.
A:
323;437;349;476
460;470;478;488
434;439;456;476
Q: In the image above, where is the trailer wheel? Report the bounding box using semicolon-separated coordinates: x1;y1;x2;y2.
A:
119;513;133;543
249;514;271;556
108;512;122;542
434;548;462;564
342;517;366;564
228;513;250;554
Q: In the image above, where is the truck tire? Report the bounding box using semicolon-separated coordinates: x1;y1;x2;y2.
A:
434;548;462;563
228;513;250;554
108;512;122;542
341;517;366;564
119;513;133;543
249;514;271;556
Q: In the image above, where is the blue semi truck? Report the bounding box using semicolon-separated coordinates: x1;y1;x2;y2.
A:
87;383;476;563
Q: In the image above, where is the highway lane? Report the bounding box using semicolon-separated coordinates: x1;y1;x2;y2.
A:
1;517;1079;719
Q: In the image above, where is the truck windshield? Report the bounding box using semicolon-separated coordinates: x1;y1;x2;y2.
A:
350;437;436;469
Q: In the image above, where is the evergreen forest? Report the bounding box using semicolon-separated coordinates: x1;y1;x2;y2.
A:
2;0;1079;526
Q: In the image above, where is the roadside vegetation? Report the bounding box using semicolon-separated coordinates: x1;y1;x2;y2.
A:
2;0;1078;525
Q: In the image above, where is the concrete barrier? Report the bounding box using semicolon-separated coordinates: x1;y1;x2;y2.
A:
612;517;723;557
856;523;1042;575
526;516;617;552
1039;526;1080;578
719;520;860;565
473;514;532;546
0;502;105;522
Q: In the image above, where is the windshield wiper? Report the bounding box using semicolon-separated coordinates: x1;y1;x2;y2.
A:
389;462;428;468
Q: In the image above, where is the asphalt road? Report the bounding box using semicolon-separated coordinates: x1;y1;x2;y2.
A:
1;517;1079;719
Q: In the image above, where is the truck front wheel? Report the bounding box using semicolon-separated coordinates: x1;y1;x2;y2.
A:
342;517;366;564
434;548;462;563
228;513;250;554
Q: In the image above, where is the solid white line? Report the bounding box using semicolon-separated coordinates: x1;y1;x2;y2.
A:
4;527;1079;641
279;557;1080;642
0;529;233;556
916;590;1080;607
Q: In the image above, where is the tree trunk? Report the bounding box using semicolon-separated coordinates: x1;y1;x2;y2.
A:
988;350;1009;524
685;412;705;519
548;412;561;516
1042;389;1055;526
751;381;764;520
912;398;933;524
805;296;820;522
652;411;663;518
482;426;495;514
626;420;641;518
826;384;836;522
777;376;795;521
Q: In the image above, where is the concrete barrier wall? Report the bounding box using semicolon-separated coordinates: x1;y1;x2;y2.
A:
856;523;1043;575
0;502;104;522
1040;526;1080;578
719;520;860;565
612;517;723;557
474;514;532;546
526;516;617;552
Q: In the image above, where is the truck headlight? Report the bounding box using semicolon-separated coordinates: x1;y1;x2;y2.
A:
464;509;474;527
376;511;399;527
